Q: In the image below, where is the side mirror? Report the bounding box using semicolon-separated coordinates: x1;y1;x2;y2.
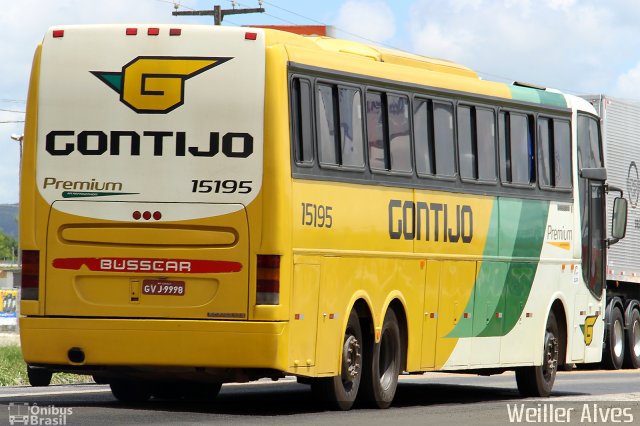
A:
581;167;607;181
609;196;628;245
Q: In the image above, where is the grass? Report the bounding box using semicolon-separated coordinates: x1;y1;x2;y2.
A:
0;345;93;386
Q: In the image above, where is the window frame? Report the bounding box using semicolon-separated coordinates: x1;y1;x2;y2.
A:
456;103;498;186
413;95;458;182
288;66;574;204
365;87;414;177
498;109;537;189
314;78;366;173
536;115;573;192
290;76;316;167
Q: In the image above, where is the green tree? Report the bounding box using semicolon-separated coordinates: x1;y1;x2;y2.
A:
0;230;17;261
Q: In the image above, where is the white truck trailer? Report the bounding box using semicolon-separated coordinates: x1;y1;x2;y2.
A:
582;95;640;369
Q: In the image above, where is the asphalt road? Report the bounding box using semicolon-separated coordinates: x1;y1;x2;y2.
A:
0;370;638;426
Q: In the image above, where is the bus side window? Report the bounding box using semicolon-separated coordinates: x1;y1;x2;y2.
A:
458;106;497;182
554;120;572;189
388;94;411;172
499;111;509;182
510;113;534;184
366;91;388;171
433;101;455;177
292;78;314;164
476;108;497;181
339;87;364;168
538;117;572;190
538;117;553;187
500;111;535;185
413;98;434;176
317;83;339;165
457;105;476;180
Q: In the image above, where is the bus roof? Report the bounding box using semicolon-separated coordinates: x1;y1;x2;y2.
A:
261;27;567;109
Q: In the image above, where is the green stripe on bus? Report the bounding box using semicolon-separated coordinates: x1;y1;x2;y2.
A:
480;199;549;336
510;85;567;108
448;199;550;338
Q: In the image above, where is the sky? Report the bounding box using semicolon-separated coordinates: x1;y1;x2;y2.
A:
2;0;640;204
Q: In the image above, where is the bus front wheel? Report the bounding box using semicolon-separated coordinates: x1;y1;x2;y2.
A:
311;309;363;410
516;311;559;397
360;309;401;408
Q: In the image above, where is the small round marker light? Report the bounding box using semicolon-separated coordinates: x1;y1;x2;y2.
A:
133;211;141;220
153;211;162;221
143;211;152;220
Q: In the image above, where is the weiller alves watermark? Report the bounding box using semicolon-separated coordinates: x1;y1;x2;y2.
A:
506;401;638;424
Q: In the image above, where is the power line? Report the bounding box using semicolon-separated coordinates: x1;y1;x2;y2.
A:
155;0;196;11
0;109;25;114
0;121;24;124
0;99;25;104
238;1;400;50
262;1;326;26
176;2;590;96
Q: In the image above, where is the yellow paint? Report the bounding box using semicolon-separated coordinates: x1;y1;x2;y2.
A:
21;27;516;378
121;58;219;112
584;314;599;346
548;241;571;250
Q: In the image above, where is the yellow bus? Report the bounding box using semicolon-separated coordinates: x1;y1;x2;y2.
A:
19;25;626;409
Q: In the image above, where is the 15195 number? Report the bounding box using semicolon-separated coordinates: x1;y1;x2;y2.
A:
301;203;333;228
191;179;252;194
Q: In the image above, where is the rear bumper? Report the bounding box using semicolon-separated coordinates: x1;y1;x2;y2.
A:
20;317;287;371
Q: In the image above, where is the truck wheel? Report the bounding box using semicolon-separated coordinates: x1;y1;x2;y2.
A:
27;366;52;387
110;380;152;403
360;309;401;408
623;308;640;369
311;309;363;410
516;311;559;397
603;307;625;370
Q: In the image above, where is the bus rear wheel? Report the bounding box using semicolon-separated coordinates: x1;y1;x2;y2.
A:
360;309;401;408
27;366;52;387
110;380;152;403
151;381;222;401
603;307;625;370
516;311;559;397
312;309;363;411
623;308;640;369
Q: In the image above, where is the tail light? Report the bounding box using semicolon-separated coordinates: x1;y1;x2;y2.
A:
21;250;40;300
256;255;280;305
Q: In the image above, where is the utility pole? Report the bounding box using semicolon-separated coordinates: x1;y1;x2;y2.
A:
172;2;265;25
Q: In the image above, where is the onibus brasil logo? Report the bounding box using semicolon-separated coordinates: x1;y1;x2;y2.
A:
91;56;231;113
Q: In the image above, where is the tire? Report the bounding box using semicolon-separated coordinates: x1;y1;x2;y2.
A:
603;307;625;370
92;375;109;385
180;382;222;401
516;311;560;397
311;309;363;411
110;380;152;403
360;309;402;408
623;308;640;369
27;366;52;387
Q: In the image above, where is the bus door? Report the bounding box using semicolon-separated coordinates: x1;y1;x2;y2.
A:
574;114;606;360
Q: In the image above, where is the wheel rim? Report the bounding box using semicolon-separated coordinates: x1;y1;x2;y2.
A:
341;332;361;391
613;318;624;358
378;328;398;390
542;329;558;382
632;318;640;358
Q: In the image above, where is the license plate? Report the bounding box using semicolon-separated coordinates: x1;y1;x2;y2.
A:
142;280;185;296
